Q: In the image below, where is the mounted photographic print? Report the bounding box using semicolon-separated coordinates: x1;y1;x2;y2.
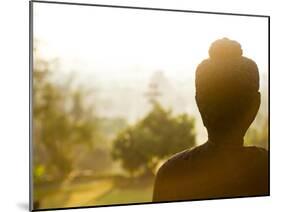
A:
30;1;270;211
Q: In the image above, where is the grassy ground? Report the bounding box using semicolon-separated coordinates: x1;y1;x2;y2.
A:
94;184;153;206
34;176;154;209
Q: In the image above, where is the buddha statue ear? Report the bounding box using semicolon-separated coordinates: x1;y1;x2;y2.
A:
239;91;261;134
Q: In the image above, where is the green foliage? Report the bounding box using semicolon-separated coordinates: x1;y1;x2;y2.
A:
245;117;268;149
112;102;196;176
33;165;46;184
33;47;99;182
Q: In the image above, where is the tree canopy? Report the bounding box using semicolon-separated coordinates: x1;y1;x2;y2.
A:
112;102;196;177
33;47;99;183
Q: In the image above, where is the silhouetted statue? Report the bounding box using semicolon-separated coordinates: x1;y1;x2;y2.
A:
153;38;269;202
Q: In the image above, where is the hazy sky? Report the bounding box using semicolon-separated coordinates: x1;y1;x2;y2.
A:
33;2;268;83
33;2;269;145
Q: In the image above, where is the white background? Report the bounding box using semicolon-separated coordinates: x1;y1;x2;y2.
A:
0;0;280;211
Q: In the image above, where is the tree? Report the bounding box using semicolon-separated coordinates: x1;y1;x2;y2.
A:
112;102;196;177
33;44;99;183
